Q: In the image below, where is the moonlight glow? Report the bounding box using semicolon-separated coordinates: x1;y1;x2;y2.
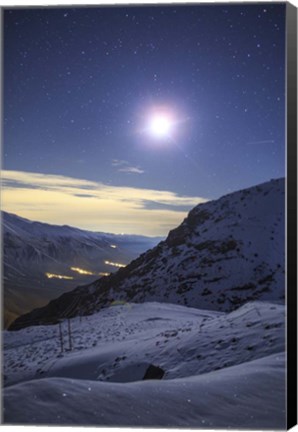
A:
149;113;173;138
144;107;178;140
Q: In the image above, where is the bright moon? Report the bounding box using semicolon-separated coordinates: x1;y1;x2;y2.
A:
140;105;183;142
149;113;173;138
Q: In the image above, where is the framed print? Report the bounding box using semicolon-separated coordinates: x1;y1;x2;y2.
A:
1;1;297;429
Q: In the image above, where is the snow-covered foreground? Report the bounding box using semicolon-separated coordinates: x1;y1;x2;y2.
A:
4;353;285;428
3;301;285;427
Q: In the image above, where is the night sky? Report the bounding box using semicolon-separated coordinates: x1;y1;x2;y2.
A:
2;3;286;235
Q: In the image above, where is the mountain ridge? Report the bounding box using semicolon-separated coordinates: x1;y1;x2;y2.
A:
9;177;285;330
3;211;162;328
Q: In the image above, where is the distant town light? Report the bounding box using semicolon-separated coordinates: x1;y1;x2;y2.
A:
104;260;126;268
70;267;95;276
45;273;74;280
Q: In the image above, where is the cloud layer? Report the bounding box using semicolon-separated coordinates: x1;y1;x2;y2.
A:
1;170;208;236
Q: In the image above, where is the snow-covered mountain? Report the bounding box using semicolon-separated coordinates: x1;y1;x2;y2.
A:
9;178;285;330
3;178;286;427
2;212;162;328
3;300;285;427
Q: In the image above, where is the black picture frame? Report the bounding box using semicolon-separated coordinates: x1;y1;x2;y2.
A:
286;2;297;429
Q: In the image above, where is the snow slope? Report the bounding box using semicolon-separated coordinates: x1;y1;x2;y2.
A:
3;353;285;428
10;178;285;329
2;211;161;328
3;301;285;427
4;301;284;386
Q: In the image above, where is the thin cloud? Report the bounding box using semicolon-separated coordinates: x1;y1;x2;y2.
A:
111;159;144;174
118;166;145;174
1;170;208;236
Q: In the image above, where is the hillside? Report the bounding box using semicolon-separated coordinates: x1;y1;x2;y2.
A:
3;212;161;328
9;178;285;330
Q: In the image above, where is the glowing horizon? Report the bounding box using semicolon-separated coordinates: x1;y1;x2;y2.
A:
1;169;207;237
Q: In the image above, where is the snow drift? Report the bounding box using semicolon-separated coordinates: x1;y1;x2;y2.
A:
3;353;285;428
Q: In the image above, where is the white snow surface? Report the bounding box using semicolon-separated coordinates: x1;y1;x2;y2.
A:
3;301;285;428
3;353;285;428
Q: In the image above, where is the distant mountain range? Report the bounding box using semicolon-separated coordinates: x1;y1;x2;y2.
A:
9;177;285;330
2;212;162;328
